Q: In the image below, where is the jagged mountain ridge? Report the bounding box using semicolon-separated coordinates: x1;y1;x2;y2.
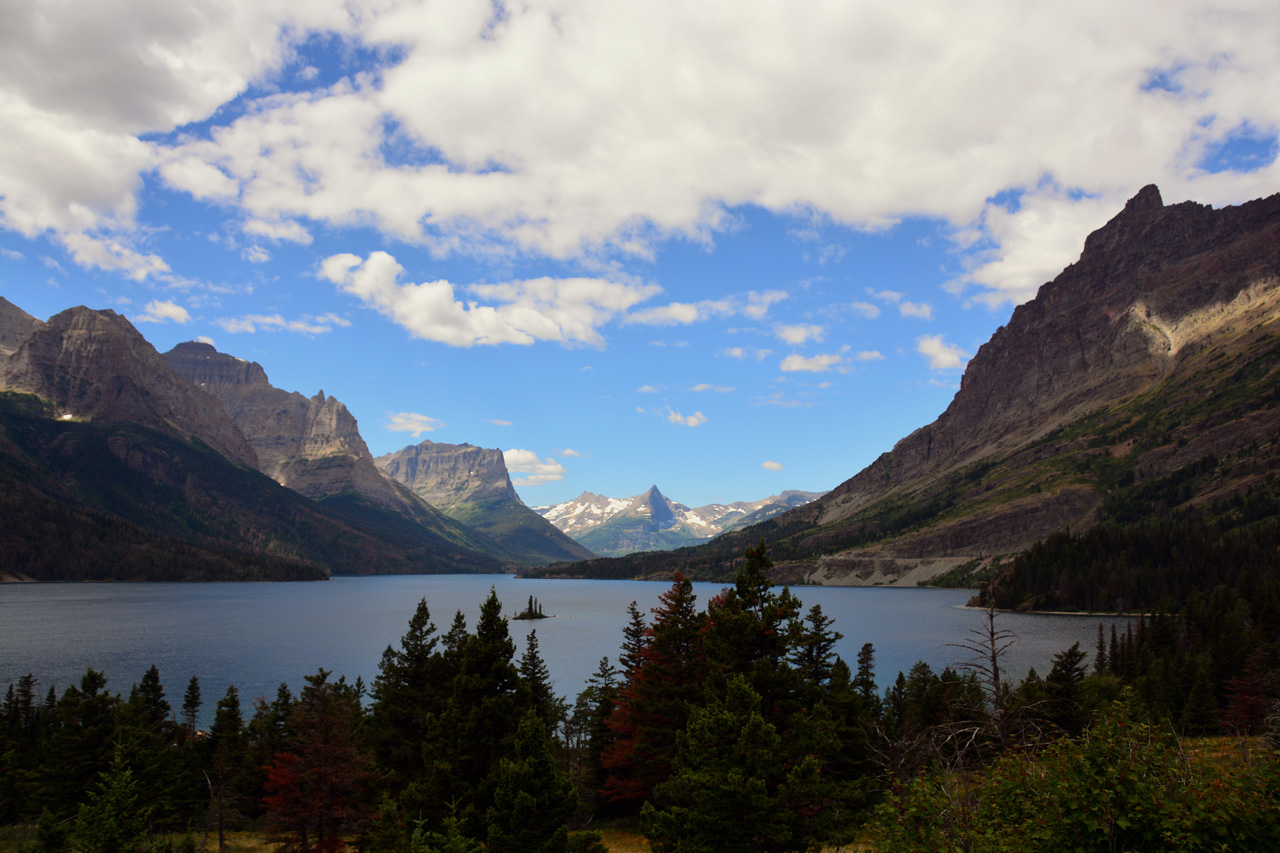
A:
534;486;826;557
375;440;596;565
164;341;403;507
533;186;1280;584
0;306;510;578
0;297;42;359
2;308;258;468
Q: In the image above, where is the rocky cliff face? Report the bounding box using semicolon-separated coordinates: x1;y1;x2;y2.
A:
375;440;519;510
0;297;43;359
375;440;596;564
813;187;1280;533
163;341;399;506
2;308;257;468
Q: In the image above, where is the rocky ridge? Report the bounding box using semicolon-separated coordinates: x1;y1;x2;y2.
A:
541;186;1280;584
164;342;399;507
2;308;257;468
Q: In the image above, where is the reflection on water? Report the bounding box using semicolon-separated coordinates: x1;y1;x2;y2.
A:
1;575;1130;727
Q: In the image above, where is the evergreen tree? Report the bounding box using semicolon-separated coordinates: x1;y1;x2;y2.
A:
181;676;201;737
263;670;374;851
70;742;150;853
519;630;562;733
485;711;577;853
602;573;706;810
641;676;828;853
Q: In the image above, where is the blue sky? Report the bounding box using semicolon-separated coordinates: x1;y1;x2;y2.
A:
2;0;1278;508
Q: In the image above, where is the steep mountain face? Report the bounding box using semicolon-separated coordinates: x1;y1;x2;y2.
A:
376;440;596;565
535;486;826;557
540;186;1280;584
163;341;515;567
0;297;42;358
2;308;257;468
0;314;508;579
376;440;519;508
165;342;397;506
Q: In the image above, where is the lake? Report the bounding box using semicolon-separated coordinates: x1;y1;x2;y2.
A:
0;575;1130;727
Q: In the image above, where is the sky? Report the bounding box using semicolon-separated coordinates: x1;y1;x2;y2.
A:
2;1;1278;509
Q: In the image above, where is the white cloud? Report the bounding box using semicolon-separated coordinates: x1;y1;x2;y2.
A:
637;384;659;393
625;289;786;326
242;245;271;263
871;290;903;304
3;0;1279;311
488;419;513;426
561;448;585;457
775;324;825;345
762;460;784;471
504;448;567;486
721;346;773;361
135;299;190;324
781;353;845;373
899;301;933;320
320;250;660;347
667;409;708;427
242;219;313;245
851;301;880;319
217;312;350;335
691;383;735;393
917;334;968;370
742;290;789;320
388;412;443;437
196;335;215;346
1;248;24;260
856;350;885;361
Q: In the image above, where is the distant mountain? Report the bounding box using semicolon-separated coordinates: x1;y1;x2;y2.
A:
0;307;506;579
376;440;595;565
534;486;826;557
532;186;1280;584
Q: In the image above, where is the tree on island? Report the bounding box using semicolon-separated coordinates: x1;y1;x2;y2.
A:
514;595;547;620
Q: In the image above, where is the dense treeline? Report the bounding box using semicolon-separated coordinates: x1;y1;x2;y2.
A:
982;479;1280;613
4;544;1279;851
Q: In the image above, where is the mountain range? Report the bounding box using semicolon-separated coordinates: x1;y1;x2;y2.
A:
3;185;1277;586
528;186;1280;585
533;486;825;557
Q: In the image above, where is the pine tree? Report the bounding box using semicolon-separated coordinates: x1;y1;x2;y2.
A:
485;711;577;853
641;676;826;853
602;573;706;810
519;630;562;733
182;676;202;738
70;742;151;853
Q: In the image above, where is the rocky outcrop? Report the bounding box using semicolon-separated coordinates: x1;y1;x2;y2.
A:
376;440;519;510
376;440;596;564
2;308;257;468
164;341;396;506
0;298;43;359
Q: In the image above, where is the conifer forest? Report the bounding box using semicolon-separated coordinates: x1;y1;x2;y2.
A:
3;541;1280;852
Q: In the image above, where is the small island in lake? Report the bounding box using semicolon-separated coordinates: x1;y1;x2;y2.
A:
512;595;548;620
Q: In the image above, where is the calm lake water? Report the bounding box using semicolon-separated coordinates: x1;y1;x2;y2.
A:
0;575;1129;727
